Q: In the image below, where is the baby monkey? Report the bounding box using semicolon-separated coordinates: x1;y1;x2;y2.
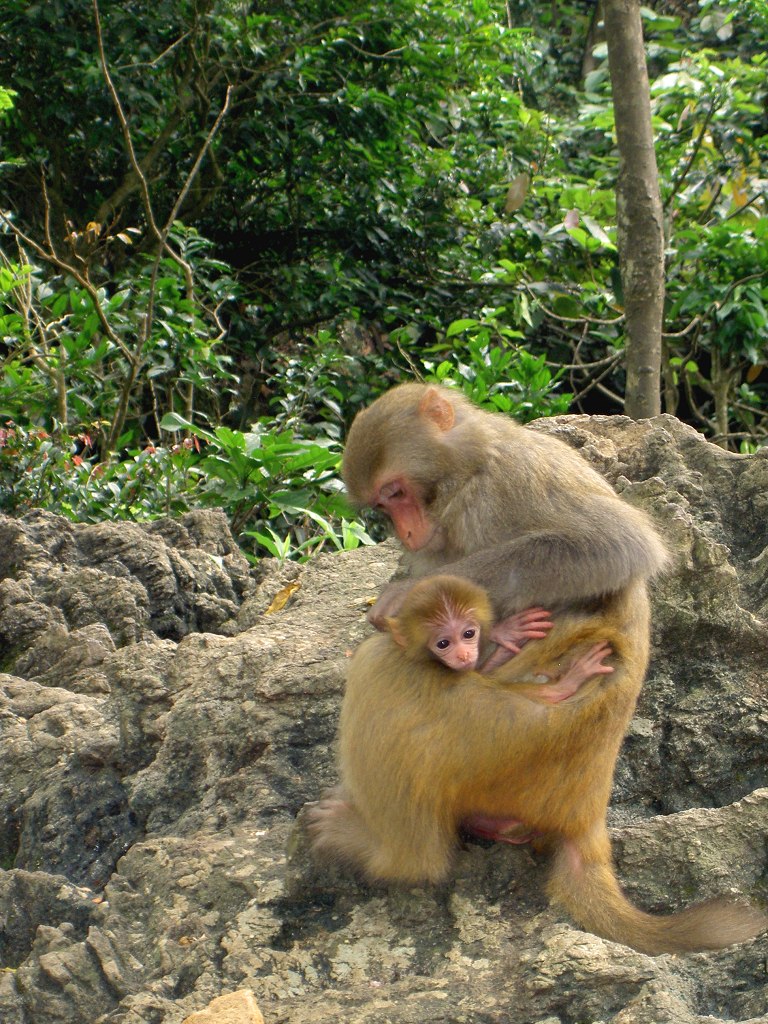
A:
385;574;613;702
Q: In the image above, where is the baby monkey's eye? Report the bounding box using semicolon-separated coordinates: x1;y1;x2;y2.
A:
436;639;451;650
463;629;477;640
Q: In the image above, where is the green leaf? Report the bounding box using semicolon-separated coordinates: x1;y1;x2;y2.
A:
446;319;479;337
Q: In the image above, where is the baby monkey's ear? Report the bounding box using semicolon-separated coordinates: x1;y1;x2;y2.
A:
383;617;407;648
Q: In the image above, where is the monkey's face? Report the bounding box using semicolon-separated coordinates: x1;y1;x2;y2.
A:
372;476;438;552
429;618;481;671
342;384;462;555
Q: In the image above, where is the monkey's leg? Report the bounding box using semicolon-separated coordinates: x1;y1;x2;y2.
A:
361;800;457;884
308;791;456;885
306;790;383;872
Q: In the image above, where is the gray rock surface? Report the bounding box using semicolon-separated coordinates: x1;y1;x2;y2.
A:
0;415;766;1024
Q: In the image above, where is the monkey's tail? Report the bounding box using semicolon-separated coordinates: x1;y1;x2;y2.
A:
546;835;768;956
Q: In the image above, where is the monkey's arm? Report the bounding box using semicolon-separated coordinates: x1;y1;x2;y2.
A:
488;607;553;651
419;496;667;612
477;608;553;671
493;641;614;704
366;580;413;628
480;590;642;700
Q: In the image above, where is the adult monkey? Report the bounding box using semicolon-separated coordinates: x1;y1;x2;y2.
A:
347;383;666;632
308;383;768;954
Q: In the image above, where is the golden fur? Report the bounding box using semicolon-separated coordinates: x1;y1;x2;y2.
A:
309;385;767;954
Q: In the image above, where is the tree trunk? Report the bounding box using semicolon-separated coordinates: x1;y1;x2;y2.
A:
710;348;733;449
604;0;665;419
581;0;605;81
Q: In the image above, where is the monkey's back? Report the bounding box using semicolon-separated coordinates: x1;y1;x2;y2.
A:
476;580;652;834
340;581;651;844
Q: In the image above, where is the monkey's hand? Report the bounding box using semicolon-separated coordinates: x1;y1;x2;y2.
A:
538;641;614;703
367;580;412;630
490;607;554;652
481;607;554;670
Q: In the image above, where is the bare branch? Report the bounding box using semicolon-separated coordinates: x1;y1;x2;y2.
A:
116;30;192;70
663;270;765;341
595;380;625;406
721;191;765;223
93;0;163;244
662;316;703;340
160;84;234;298
522;283;625;327
0;209;133;362
568;349;623;408
336;39;406;59
663;97;719;213
553;353;622;372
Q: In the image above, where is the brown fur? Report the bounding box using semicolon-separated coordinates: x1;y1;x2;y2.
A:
343;383;669;613
385;575;492;666
309;384;767;955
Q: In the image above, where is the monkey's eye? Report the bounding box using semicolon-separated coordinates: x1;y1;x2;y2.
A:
463;629;477;640
378;481;405;503
435;639;451;650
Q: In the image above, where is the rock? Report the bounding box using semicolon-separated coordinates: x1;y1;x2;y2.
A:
0;421;766;1023
181;989;264;1024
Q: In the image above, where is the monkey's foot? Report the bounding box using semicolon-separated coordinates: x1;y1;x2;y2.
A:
462;814;543;845
540;641;615;702
305;794;349;828
304;793;366;866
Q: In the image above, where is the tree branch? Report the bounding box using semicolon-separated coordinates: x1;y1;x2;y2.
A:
663;96;719;213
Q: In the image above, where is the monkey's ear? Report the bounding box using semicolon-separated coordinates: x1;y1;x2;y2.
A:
418;387;455;432
384;618;408;648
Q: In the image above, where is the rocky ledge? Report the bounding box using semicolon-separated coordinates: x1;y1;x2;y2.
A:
1;414;767;1024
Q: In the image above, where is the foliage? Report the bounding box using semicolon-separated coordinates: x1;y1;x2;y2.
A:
0;416;374;562
3;0;765;448
159;413;374;561
210;0;538;338
263;314;574;441
0;87;15;115
0;0;534;334
0;226;238;451
666;218;768;448
417;314;572;421
0;0;220;228
495;1;768;440
1;0;768;558
0;422;197;521
645;33;768;447
264;329;402;442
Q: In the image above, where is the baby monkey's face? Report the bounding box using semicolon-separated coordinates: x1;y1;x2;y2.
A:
429;616;481;671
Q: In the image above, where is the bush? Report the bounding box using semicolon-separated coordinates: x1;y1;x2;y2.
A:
0;418;375;562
